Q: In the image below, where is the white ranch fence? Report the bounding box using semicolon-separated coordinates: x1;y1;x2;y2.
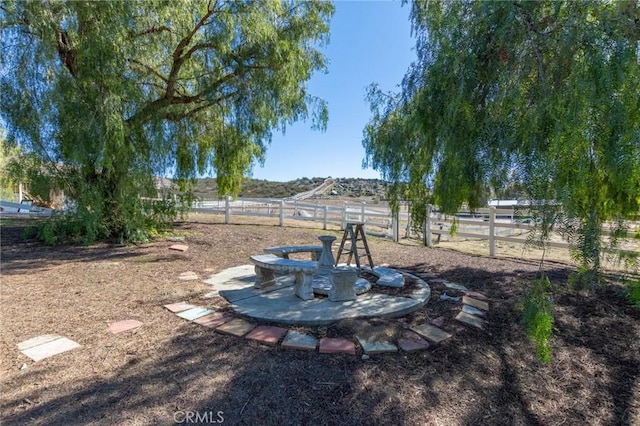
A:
192;196;403;240
191;197;639;258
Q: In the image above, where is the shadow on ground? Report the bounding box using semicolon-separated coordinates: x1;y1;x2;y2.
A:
3;258;638;425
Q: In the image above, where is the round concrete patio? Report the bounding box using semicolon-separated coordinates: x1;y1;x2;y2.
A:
204;265;431;326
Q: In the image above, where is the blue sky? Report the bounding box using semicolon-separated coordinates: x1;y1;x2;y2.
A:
250;1;416;182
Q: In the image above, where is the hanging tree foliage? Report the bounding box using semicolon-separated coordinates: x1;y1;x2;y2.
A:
0;0;333;243
364;0;640;280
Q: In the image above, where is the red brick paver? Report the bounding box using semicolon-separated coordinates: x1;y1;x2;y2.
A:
319;338;356;355
194;313;233;329
107;320;143;334
245;325;288;346
164;302;196;313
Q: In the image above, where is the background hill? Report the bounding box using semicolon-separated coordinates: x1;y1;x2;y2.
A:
191;177;389;200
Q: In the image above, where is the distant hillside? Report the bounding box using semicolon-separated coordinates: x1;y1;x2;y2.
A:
190;177;389;200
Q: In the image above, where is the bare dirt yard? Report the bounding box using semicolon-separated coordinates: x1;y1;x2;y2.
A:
1;216;639;425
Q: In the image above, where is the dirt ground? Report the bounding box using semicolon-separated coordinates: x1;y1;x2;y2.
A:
1;216;639;425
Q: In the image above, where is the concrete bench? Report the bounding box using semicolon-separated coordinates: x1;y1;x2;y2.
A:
250;254;319;300
263;246;323;260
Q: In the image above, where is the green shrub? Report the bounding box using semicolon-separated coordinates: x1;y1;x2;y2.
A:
522;276;555;363
627;278;640;309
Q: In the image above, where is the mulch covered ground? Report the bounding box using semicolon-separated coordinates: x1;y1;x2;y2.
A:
1;218;639;425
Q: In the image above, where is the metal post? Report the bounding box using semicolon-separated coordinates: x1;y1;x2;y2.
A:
225;195;231;224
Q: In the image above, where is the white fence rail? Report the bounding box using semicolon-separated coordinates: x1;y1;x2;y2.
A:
192;196;401;239
424;206;639;257
192;198;639;258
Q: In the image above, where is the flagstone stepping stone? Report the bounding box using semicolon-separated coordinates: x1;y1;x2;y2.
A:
169;244;188;252
411;324;452;344
455;311;488;329
193;313;233;329
164;302;197;313
177;307;214;321
319;337;356;355
462;305;486;317
18;335;81;362
397;331;430;352
179;271;199;281
444;282;468;292
462;296;489;311
439;293;461;302
108;320;143;334
281;330;317;351
215;318;255;337
465;290;488;301
430;316;446;327
355;335;397;355
370;267;405;288
245;325;288;346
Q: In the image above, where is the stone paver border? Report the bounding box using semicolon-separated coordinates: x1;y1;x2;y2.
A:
161;267;493;357
12;270;493;364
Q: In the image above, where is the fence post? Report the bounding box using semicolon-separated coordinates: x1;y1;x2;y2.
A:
279;200;285;226
489;206;496;257
392;210;400;242
360;201;366;224
323;205;328;230
341;202;347;230
424;204;432;247
225;195;231;224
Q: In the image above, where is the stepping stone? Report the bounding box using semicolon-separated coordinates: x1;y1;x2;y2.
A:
462;305;486;317
411;324;452;344
281;330;317;351
319;338;356;355
444;282;468;291
372;267;404;288
430;316;446;327
17;334;61;351
355;336;397;355
462;296;489;311
439;293;461;302
169;244;188;252
164;302;196;313
19;336;81;362
176;307;214;321
456;311;488;329
215;318;255;337
397;331;430;352
193;313;233;329
107;320;143;334
245;325;288;346
465;290;488;301
179;271;199;281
